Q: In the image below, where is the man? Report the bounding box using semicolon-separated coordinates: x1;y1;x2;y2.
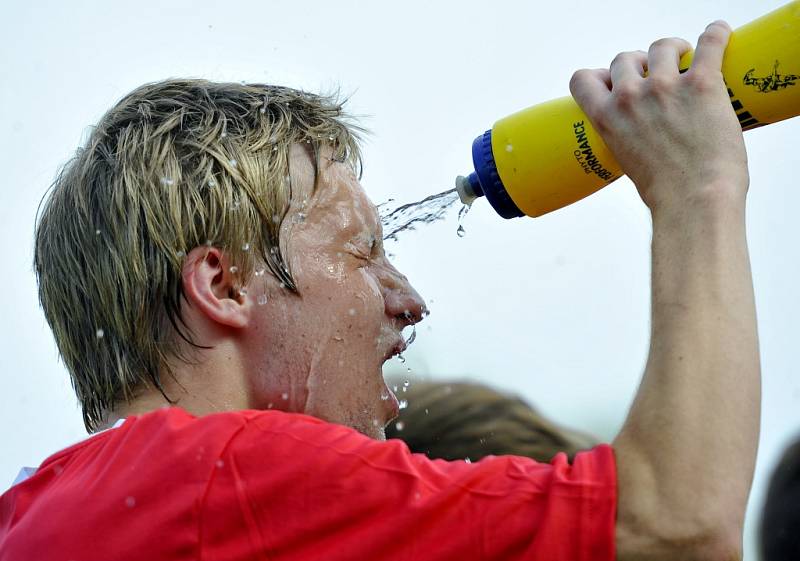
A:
0;21;758;561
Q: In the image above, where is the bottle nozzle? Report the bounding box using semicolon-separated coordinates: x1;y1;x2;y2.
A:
455;173;484;206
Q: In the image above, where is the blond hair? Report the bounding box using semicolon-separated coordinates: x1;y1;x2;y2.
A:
34;79;364;432
387;381;597;462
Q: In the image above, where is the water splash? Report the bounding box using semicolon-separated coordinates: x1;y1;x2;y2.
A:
380;188;460;241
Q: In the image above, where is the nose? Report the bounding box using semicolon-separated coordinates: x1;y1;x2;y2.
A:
378;264;427;326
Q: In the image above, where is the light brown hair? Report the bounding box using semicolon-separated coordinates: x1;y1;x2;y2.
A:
34;79;364;432
386;380;597;462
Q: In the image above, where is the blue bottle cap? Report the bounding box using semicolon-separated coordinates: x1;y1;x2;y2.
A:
467;130;524;219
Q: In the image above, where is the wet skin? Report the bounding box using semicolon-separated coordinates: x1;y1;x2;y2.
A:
240;145;427;439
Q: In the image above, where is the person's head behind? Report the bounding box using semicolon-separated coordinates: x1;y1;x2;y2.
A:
761;434;800;560
35;79;423;436
386;380;597;462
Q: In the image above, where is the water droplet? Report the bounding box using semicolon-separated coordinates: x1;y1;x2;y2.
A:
272;145;278;151
221;131;227;138
229;159;237;167
505;144;513;152
424;408;429;415
399;400;408;410
95;229;101;236
215;459;225;468
160;177;174;186
328;135;335;141
348;308;356;316
403;380;410;388
397;353;406;364
254;268;265;277
380;390;390;401
281;392;289;400
239;288;248;296
208;178;216;187
406;367;411;373
176;250;185;257
96;328;104;339
456;225;466;238
257;294;268;306
259;108;266;114
125;496;136;507
395;421;405;431
392;385;398;392
465;457;472;464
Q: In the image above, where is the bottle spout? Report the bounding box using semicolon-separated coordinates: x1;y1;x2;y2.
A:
455;172;484;205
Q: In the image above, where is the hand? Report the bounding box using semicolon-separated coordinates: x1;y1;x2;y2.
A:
569;21;749;214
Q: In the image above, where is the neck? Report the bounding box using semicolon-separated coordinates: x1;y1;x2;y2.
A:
95;344;252;432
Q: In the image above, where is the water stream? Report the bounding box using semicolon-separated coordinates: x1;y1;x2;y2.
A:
379;188;471;241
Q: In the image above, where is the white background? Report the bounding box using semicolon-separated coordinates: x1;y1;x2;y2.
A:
1;1;798;559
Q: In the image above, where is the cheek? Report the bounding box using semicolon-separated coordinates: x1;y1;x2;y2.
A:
354;268;385;319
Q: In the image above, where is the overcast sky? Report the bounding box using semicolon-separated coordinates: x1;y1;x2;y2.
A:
1;1;797;558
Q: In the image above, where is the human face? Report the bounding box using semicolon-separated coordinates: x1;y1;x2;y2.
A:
242;145;427;439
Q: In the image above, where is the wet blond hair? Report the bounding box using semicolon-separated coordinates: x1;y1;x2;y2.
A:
34;79;364;432
386;380;597;462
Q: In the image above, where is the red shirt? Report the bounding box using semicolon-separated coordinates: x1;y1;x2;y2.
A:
0;407;616;560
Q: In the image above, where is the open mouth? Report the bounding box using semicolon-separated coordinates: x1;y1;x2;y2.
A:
382;339;408;363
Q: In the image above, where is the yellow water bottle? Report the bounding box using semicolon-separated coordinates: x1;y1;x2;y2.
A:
457;0;800;218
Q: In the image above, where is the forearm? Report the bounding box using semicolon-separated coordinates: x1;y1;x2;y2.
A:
614;191;760;555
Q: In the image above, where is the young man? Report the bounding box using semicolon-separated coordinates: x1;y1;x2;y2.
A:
1;21;758;561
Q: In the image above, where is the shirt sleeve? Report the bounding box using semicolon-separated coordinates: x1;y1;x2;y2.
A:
199;411;616;561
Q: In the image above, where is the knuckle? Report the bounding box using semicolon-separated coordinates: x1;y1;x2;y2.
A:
686;70;723;93
650;37;691;52
613;82;640;107
648;74;674;92
569;69;589;94
570;68;588;84
650;37;672;50
700;24;729;45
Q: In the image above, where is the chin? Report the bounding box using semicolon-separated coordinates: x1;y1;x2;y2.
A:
348;417;387;441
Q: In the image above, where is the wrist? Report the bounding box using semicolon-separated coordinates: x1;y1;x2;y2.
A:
648;180;748;230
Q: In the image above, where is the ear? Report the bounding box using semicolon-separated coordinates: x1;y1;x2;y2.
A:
182;246;249;329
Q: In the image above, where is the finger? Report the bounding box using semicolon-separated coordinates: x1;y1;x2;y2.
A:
609;51;648;89
647;37;693;77
570;68;612;118
691;20;732;74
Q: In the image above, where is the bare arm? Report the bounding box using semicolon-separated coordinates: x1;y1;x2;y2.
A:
571;22;759;561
